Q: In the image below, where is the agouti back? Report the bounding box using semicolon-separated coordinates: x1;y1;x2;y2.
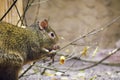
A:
0;19;59;80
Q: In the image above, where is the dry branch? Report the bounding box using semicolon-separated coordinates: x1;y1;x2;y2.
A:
17;0;35;26
57;16;120;52
77;48;120;71
0;0;18;21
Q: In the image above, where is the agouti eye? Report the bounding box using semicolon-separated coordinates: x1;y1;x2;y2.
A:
51;33;54;37
49;32;55;39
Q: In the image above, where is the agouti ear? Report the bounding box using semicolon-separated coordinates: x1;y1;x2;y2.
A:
39;19;48;30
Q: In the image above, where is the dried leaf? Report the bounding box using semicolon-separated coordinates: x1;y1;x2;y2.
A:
51;77;57;80
33;68;39;73
44;72;54;77
81;46;89;56
106;71;112;75
90;75;97;80
92;46;98;57
55;72;63;76
60;36;65;40
77;71;86;80
65;49;70;53
61;77;68;80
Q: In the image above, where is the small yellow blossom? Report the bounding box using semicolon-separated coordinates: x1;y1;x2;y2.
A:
59;56;65;64
81;46;89;56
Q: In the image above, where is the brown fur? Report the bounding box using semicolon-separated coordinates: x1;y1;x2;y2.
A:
0;20;58;80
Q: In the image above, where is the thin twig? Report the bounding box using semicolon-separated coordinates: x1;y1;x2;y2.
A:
0;0;18;21
12;0;22;25
37;65;64;73
56;16;120;72
20;0;31;26
76;48;120;71
75;57;120;67
34;0;41;23
57;16;120;51
17;0;30;26
19;62;36;79
31;0;50;6
19;51;56;78
56;48;120;71
22;65;64;77
17;0;35;26
41;62;52;75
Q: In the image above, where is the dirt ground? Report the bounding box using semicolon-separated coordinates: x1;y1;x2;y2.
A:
20;47;120;80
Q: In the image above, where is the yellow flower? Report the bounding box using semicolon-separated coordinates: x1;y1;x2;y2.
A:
59;56;65;64
81;46;89;56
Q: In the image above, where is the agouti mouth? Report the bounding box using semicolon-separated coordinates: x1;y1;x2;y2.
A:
42;45;60;53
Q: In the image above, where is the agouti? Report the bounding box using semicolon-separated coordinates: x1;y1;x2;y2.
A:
0;19;59;80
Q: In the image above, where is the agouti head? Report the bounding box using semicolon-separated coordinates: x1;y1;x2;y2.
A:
30;19;59;53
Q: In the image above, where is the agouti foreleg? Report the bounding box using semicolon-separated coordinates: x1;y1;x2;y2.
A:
0;52;23;80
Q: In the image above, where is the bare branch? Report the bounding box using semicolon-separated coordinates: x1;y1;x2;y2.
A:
58;16;120;51
77;57;120;67
19;62;36;79
31;0;50;6
17;0;35;26
71;48;120;71
0;0;18;21
12;0;22;25
34;0;41;23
